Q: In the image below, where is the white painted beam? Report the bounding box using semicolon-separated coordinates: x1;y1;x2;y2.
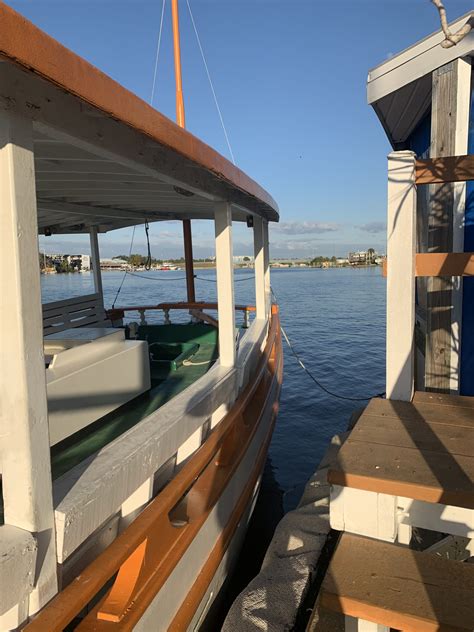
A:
386;151;416;401
89;226;103;301
263;220;271;314
253;216;267;320
214;202;236;367
0;111;58;614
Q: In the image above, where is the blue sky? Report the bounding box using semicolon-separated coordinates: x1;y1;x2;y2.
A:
9;0;473;258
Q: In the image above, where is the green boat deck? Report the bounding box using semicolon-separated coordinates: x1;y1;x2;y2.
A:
51;323;219;479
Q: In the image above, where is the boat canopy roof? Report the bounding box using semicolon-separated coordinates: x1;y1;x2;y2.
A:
367;11;474;148
0;2;279;234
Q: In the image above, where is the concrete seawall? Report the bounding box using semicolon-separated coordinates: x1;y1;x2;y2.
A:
223;432;349;631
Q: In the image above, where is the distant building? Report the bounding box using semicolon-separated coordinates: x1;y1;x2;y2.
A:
233;255;254;263
348;250;379;265
100;258;128;270
47;253;91;271
67;254;90;271
349;251;368;265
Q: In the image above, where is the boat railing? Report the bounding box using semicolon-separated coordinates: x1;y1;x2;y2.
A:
386;150;474;401
107;301;256;328
24;307;282;632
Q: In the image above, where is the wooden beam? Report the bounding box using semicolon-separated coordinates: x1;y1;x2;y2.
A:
416;154;474;184
214;202;236;367
253;216;267;320
386;151;417;401
0;111;57;619
416;253;474;277
424;58;470;394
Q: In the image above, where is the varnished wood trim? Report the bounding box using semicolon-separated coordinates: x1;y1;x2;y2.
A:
415;155;474;184
170;362;283;630
321;594;446;632
106;302;256;320
415;252;474;277
24;309;281;632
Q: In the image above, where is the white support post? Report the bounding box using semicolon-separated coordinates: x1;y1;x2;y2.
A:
89;225;103;301
345;616;389;632
214;202;236;367
386;151;417;401
253;216;267;321
0;112;58;615
263;220;271;313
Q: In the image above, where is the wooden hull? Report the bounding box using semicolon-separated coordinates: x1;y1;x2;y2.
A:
24;310;283;632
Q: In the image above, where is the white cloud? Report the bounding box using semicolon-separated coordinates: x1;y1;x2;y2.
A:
358;221;386;234
272;221;340;235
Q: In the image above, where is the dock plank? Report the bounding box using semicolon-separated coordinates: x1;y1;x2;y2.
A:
349;414;473;457
364;397;474;428
321;533;474;632
328;395;474;509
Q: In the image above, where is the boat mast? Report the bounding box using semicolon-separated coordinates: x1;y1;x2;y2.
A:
171;0;196;303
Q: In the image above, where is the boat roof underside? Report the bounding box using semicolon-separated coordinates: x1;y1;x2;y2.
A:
0;2;279;233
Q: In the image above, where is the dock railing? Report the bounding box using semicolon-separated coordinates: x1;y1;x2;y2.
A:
386;150;474;401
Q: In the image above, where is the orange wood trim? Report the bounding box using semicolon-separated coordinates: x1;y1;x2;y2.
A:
182;220;196;303
107;302;256;317
0;3;278;218
415;155;474;185
415;253;474;277
381;258;387;278
171;0;186;129
321;593;441;632
327;469;474;510
25;310;281;632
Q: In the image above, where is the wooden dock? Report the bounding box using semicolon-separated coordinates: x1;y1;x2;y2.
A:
314;392;474;631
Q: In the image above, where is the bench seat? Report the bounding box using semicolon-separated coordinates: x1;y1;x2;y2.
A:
321;532;474;632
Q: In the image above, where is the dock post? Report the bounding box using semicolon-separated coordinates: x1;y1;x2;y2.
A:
214;202;236;367
253;216;268;320
386;150;417;401
0;112;58;620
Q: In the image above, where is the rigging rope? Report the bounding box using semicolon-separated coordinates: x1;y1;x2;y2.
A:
271;287;385;402
112;225;136;308
150;0;166;105
185;0;236;165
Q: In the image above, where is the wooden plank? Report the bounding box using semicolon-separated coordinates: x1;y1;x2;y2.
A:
328;440;474;509
321;533;474;632
349;413;473;457
416;253;474;276
364;397;474;428
413;391;474;408
42;293;100;312
416;154;474;184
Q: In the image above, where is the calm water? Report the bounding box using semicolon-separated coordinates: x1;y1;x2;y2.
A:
41;266;386;511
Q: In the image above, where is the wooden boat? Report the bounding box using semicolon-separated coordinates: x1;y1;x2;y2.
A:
0;2;282;630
